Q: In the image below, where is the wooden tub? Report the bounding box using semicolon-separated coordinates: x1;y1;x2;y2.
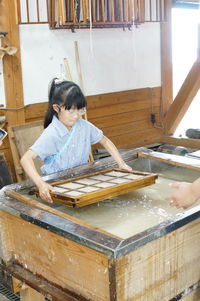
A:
0;148;200;301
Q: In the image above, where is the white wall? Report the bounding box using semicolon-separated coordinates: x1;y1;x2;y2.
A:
0;23;161;106
19;23;161;105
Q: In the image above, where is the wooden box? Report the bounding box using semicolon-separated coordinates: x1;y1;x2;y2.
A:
50;168;158;207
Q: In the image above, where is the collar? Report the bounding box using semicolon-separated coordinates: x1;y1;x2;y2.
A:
52;115;70;137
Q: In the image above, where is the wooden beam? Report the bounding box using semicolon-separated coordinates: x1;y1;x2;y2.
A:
138;150;200;171
160;0;173;117
164;59;200;135
1;0;25;126
161;135;200;149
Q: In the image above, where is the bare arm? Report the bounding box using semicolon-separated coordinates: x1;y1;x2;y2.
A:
166;177;200;209
99;136;132;171
20;150;53;202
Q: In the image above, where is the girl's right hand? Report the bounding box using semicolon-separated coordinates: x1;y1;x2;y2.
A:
37;181;53;203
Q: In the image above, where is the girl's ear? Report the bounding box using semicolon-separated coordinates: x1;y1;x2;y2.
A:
52;104;60;113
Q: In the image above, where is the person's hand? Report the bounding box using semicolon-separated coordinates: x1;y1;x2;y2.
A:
0;140;2;146
118;161;133;172
166;182;197;209
37;181;53;203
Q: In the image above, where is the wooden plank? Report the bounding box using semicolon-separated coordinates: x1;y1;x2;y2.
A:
88;100;152;119
0;211;111;301
87;87;161;109
164;59;200;135
20;284;45;301
25;102;47;121
116;219;200;300
1;0;25;126
138;150;200;171
6;264;85;301
5;189;121;238
101;128;164;149
100;118;160;138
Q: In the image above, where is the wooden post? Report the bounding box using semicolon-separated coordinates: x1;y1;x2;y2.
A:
0;0;25;126
164;59;200;135
160;0;173;118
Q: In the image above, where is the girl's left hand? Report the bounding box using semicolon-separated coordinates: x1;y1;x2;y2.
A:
118;162;133;172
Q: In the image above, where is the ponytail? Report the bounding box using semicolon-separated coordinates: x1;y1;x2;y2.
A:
44;78;57;128
44;106;56;128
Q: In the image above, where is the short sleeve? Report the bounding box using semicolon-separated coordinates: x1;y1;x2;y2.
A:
30;127;57;161
87;121;103;145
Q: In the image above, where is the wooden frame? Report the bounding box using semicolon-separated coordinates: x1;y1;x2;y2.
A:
46;0;168;30
50;168;158;207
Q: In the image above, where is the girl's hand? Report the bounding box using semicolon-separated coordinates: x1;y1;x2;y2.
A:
118;162;133;172
166;182;197;209
37;181;53;203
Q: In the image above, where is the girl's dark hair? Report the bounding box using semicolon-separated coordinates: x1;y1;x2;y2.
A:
44;78;87;128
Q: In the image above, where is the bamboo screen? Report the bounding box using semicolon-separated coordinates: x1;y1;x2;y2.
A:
16;0;168;29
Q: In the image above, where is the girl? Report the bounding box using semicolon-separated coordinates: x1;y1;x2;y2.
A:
21;78;132;202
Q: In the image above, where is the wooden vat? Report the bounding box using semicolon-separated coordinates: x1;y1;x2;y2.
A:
0;148;200;301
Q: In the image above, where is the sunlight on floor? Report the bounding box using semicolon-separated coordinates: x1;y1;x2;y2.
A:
172;7;200;137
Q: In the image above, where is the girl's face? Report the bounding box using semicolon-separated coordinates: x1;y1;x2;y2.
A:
53;105;86;129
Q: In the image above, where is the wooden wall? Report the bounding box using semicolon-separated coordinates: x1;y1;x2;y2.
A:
0;87;164;182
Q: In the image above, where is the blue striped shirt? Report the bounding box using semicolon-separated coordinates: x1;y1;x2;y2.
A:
30;116;103;175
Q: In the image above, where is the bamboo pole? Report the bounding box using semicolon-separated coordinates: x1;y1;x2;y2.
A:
59;0;65;24
74;41;94;162
63;58;73;81
26;0;30;22
110;0;115;22
36;0;40;22
92;0;96;22
119;0;123;21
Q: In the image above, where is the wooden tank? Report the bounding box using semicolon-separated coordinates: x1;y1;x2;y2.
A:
0;148;200;301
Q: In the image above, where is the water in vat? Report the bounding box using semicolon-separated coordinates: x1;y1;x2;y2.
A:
24;159;200;239
50;159;200;239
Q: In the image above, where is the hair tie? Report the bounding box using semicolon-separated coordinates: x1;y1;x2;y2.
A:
54;77;66;85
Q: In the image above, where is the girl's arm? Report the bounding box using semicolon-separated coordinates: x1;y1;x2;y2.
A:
20;150;53;202
166;177;200;209
99;136;132;171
